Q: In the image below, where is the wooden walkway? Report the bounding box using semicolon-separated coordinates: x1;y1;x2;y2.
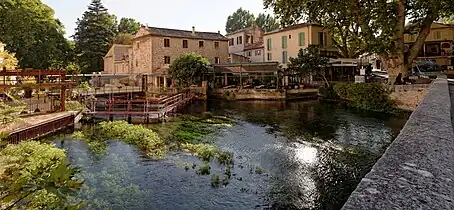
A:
87;91;195;119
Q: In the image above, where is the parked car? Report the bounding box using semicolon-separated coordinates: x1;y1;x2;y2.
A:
413;60;441;79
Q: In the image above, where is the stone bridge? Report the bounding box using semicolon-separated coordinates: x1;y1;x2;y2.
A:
342;76;454;209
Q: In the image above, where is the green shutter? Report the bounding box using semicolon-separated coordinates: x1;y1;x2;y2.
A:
282;36;287;49
282;51;287;63
299;32;305;46
267;38;272;51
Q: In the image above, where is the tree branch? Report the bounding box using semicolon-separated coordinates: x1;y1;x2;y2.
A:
407;14;438;67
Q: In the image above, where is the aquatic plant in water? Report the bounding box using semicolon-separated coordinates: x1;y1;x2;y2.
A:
0;141;83;209
211;174;220;187
197;162;211;175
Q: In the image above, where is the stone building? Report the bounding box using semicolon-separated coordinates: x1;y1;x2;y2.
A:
226;24;265;62
103;26;229;88
103;44;132;74
263;23;338;68
132;26;229;75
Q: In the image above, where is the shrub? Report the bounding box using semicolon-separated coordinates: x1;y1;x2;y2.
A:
333;83;396;113
95;121;165;157
0;141;83;209
197;163;211;175
66;101;85;111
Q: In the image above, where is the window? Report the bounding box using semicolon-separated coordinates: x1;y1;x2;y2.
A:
298;32;305;46
282;51;288;64
247;51;252;57
267;38;272;51
215;57;220;64
282;35;287;49
251;36;254;44
435;31;441;40
318;32;326;47
164;38;170;47
136;59;139;67
237;36;243;44
164;56;171;64
215;41;220;49
136;41;140;49
199;41;204;48
255;50;261;56
267;53;272;61
229;38;234;46
183;40;188;48
289;35;292;39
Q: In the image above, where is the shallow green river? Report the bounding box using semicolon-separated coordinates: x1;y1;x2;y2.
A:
53;100;407;210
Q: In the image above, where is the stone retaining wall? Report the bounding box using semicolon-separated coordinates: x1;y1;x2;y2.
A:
342;77;454;209
211;88;318;100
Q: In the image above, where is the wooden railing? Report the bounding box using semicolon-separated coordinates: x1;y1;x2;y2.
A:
3;114;75;144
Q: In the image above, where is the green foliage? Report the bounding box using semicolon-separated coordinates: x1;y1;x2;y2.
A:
168;52;210;86
0;0;74;69
225;8;280;33
74;0;117;73
0;46;18;70
196;163;211;175
333;83;396;113
211;174;220;187
65;101;85;111
217;151;234;165
255;13;281;32
183;143;218;162
0;141;83;209
0;102;25;125
118;17;141;34
113;33;134;45
95;121;165;157
255;167;264;175
78;81;91;91
288;45;330;86
225;8;256;33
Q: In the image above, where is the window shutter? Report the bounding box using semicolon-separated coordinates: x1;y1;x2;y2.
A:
281;36;287;49
299;32;305;46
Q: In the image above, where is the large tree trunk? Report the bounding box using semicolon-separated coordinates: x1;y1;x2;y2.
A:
383;55;406;85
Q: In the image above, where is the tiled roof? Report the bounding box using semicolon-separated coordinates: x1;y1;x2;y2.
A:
244;40;264;51
265;23;323;35
146;26;228;41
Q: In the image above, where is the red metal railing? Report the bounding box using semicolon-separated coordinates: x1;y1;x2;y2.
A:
3;114;75;144
88;91;195;118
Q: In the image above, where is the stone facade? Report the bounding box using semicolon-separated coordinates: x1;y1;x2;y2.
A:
131;27;229;74
226;24;265;59
103;44;132;74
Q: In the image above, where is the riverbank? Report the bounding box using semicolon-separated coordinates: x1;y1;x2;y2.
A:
211;88;318;100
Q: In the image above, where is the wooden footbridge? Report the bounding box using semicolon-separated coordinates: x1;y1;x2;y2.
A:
87;91;195;121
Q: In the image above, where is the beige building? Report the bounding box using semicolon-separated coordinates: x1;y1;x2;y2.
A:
104;26;229;78
404;22;454;70
226;25;264;59
132;26;229;75
243;41;264;62
263;23;338;68
103;44;132;74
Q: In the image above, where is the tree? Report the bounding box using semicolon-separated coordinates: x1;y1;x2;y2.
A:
168;53;210;86
0;141;83;209
264;0;454;84
74;0;117;73
0;0;73;69
225;8;256;33
114;33;134;45
0;44;18;70
255;13;281;32
118;17;141;34
288;45;330;86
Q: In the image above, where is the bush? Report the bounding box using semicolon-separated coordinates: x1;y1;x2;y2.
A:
66;101;85;111
333;83;396;113
0;141;83;209
95;121;165;157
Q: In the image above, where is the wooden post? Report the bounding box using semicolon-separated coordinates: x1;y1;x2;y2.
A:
61;85;66;112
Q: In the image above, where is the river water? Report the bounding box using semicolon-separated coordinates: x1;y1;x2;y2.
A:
53;100;407;210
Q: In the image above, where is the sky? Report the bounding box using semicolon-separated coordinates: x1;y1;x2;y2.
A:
42;0;271;38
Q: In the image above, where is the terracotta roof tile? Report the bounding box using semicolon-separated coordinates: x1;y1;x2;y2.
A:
244;40;264;51
146;27;228;41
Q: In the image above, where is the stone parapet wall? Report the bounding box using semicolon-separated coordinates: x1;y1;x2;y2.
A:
342;77;454;209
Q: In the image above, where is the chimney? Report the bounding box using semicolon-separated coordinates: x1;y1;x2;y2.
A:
192;26;195;35
218;31;220;34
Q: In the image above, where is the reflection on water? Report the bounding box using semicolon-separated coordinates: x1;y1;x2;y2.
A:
54;100;407;210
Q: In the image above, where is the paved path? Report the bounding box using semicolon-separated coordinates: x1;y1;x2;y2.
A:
449;83;454;131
